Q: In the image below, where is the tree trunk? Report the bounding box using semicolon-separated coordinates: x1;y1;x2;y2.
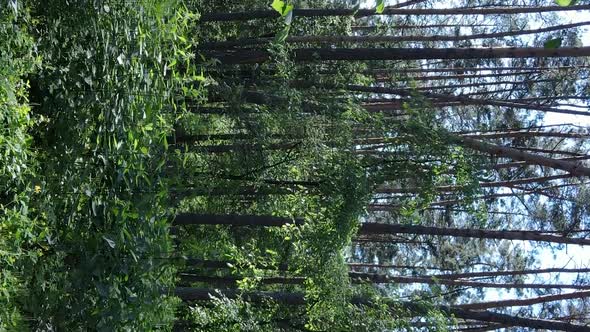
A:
434;267;590;280
178;142;300;153
353;24;496;31
347;84;590;117
444;306;590;332
178;272;590;290
349;272;590;290
179;274;305;285
493;155;590;170
377;70;541;82
376;173;574;193
391;0;428;8
200;5;590;22
368;65;585;74
202;21;590;49
348;262;452;271
358;223;590;245
175;287;306;304
173;214;304;226
206;47;590;64
370;183;582;209
462;131;590;140
511;146;587;157
174;288;590;331
456;136;590;176
455;290;590;310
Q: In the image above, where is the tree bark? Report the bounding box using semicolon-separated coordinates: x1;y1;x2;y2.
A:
391;0;429;8
456;136;590;176
368;65;585;74
376;173;574;193
202;21;590;49
347;84;590;117
462;131;590;140
178;142;300;153
353;23;496;31
434;267;590;280
444;306;590;332
175;287;306;304
455;291;590;310
182;259;454;272
179;274;305;285
205;47;590;64
349;272;590;290
493;155;590;170
173;214;304;226
179;272;590;290
174;288;590;331
510;146;587;157
377;70;541;82
348;262;452;271
358;223;590;245
200;5;590;22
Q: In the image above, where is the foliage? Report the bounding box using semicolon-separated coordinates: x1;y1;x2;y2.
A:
5;0;590;330
0;2;41;330
1;0;202;330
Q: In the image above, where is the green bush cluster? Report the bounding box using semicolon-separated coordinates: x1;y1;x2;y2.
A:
0;3;42;330
2;1;202;330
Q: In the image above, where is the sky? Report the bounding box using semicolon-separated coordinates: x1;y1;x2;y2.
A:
354;0;590;302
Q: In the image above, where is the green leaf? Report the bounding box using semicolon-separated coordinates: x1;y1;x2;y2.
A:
554;0;575;5
271;0;293;17
544;38;563;49
283;4;294;17
271;0;285;13
376;0;385;13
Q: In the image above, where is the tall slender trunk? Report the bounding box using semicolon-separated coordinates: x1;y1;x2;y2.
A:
172;214;304;227
348;262;452;271
445;306;590;332
180;258;290;271
179;274;305;285
367;65;586;74
178;142;300;153
178;273;590;290
511;146;587;157
174;288;590;332
200;5;590;22
492;155;590;170
347;84;590;117
391;0;429;8
370;182;585;209
202;21;590;49
353;23;496;31
376;174;574;194
434;267;590;280
461;131;590;140
456;136;590;176
349;272;590;290
358;223;590;245
455;291;590;310
205;47;590;64
182;259;452;272
377;70;542;82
